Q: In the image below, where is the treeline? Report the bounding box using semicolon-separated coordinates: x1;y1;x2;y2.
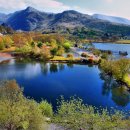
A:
0;33;74;60
0;80;130;130
42;26;130;42
100;58;130;87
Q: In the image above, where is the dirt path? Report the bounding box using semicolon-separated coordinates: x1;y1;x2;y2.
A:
0;53;13;63
46;124;66;130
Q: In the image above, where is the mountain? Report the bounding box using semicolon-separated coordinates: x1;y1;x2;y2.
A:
0;6;129;35
93;14;130;26
7;8;113;31
0;23;14;34
0;13;7;24
6;7;53;31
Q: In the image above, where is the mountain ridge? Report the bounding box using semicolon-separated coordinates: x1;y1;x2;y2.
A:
93;14;130;25
0;7;130;35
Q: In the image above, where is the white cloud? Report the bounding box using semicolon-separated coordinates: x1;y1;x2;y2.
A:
0;0;26;12
105;0;113;3
0;0;70;13
72;6;94;15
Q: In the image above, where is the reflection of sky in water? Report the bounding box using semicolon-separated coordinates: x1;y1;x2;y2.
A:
0;62;42;79
0;60;130;112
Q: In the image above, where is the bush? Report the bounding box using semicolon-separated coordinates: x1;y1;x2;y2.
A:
50;48;57;57
81;52;87;58
37;41;43;48
39;100;53;117
54;97;129;130
0;42;5;50
100;59;130;82
67;53;73;58
16;43;32;54
92;49;101;56
63;42;71;52
0;80;45;130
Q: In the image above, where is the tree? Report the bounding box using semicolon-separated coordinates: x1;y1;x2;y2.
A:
3;36;13;48
63;42;71;52
50;48;57;57
37;41;43;48
40;45;50;61
0;36;4;50
0;80;44;130
57;46;65;56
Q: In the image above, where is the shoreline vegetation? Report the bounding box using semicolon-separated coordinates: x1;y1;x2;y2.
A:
0;80;130;130
0;32;130;88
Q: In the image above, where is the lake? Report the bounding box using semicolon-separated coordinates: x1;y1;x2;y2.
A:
93;43;130;58
0;59;130;112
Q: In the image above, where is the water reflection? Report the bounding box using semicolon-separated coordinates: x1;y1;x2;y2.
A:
40;63;49;76
58;64;65;71
67;63;74;68
1;60;130;111
112;86;130;107
100;72;130;107
50;64;58;73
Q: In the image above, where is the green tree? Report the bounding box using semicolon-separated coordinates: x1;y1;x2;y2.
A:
63;42;71;52
50;48;57;57
37;41;43;48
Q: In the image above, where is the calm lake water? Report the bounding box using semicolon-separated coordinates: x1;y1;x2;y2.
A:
93;43;130;58
0;59;130;112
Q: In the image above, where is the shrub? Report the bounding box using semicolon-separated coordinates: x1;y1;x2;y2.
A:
0;42;5;50
81;52;87;58
67;53;74;58
63;42;71;52
54;97;129;130
100;59;130;82
0;80;44;130
50;48;57;57
39;100;53;117
37;41;43;48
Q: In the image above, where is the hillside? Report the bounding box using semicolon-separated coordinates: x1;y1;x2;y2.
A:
0;23;14;34
0;7;129;35
93;14;130;26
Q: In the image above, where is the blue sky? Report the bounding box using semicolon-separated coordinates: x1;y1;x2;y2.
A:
0;0;129;19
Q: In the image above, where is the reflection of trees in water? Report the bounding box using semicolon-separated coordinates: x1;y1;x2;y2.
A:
58;64;65;71
67;63;74;68
100;72;130;107
50;63;58;73
100;73;114;96
40;63;66;75
112;86;130;107
40;63;49;75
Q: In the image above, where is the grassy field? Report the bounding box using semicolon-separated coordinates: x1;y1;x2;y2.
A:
116;40;130;44
0;47;16;52
50;56;80;61
124;74;130;87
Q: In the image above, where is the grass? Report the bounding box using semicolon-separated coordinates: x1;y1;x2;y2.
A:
124;74;130;86
50;56;80;61
1;47;16;52
116;40;130;44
